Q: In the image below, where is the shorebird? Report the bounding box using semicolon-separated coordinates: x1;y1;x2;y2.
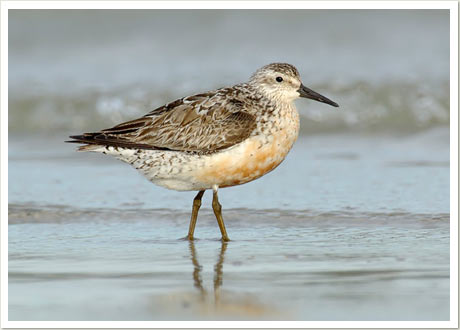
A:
68;63;338;241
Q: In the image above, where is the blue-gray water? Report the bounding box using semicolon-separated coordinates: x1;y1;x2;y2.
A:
8;131;450;321
8;10;450;321
9;10;449;135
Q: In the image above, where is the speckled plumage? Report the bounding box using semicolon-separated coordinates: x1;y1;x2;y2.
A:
68;63;338;240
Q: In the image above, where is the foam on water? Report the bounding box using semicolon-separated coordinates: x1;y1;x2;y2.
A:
8;10;450;135
9;80;449;134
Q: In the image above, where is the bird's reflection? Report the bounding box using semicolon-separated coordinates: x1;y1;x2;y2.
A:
188;240;227;304
183;240;277;318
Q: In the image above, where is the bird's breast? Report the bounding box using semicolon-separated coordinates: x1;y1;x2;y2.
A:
196;107;300;188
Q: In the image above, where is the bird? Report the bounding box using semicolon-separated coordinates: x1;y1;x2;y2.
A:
67;63;338;241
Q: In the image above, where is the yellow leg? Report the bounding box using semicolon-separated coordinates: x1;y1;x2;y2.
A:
212;186;230;241
187;190;205;240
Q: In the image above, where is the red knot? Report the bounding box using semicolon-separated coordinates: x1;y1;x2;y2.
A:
67;63;339;241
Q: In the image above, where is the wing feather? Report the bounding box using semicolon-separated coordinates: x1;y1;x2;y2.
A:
68;88;258;153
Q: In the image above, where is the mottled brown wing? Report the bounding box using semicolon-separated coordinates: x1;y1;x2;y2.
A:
69;90;257;153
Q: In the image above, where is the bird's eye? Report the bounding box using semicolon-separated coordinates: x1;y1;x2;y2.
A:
276;76;283;83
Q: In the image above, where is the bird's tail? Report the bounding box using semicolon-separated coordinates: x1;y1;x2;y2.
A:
66;134;104;152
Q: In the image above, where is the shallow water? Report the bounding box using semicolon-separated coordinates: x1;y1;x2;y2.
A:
8;209;449;321
8;132;450;321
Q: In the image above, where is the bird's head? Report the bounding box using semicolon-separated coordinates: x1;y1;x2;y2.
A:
249;63;339;107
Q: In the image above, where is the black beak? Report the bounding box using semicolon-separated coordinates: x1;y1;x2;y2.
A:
297;84;339;107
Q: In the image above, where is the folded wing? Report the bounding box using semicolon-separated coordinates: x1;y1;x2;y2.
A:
68;89;257;153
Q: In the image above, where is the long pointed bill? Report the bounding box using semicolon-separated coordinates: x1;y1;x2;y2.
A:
298;84;339;107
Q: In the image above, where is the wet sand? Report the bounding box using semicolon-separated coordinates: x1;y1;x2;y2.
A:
8;132;450;321
8;207;449;321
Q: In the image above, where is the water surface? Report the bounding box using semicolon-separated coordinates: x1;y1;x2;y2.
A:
8;132;450;321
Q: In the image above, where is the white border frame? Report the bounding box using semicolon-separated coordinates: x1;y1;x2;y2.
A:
1;1;458;329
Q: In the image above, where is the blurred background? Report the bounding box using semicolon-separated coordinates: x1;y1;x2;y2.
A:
9;10;449;135
8;10;451;321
